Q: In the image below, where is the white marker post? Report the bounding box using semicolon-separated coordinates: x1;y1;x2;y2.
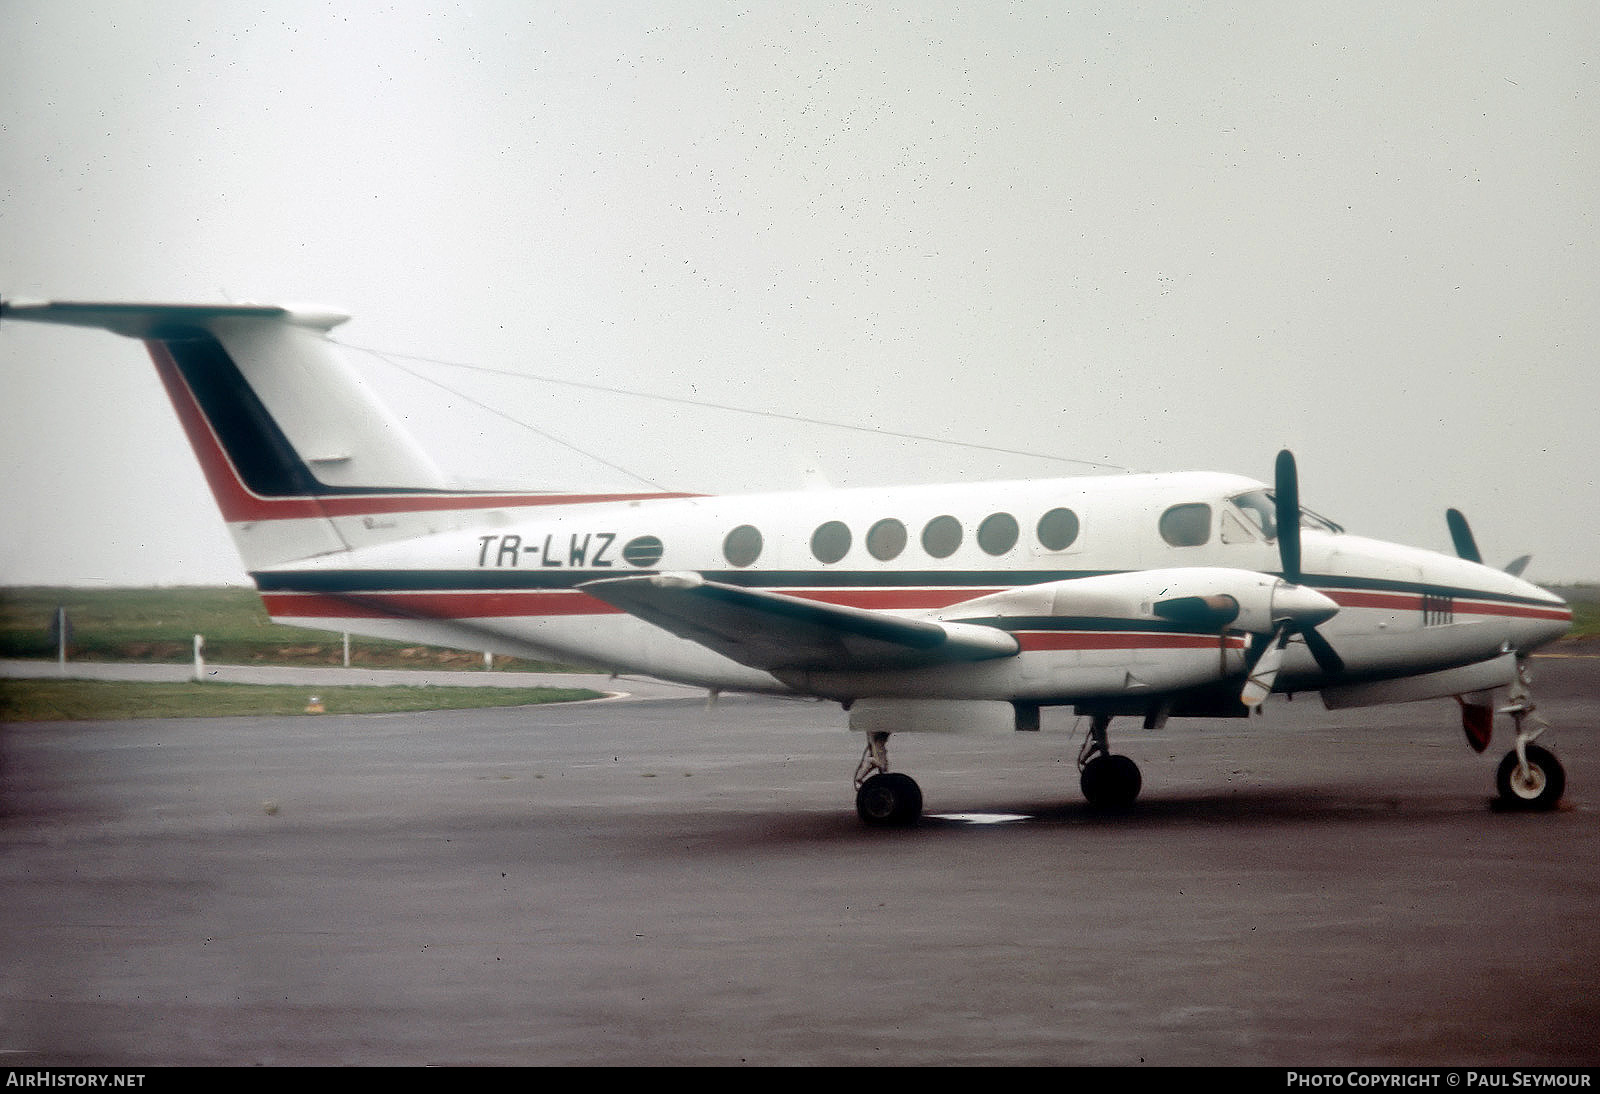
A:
193;633;205;682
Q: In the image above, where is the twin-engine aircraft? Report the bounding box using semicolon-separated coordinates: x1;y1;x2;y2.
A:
2;299;1574;823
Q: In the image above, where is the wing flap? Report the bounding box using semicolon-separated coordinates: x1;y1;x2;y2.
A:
580;573;1018;672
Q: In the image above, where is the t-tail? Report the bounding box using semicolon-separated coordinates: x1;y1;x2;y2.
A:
0;299;681;575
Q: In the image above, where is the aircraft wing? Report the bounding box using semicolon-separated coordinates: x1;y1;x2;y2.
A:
579;573;1019;673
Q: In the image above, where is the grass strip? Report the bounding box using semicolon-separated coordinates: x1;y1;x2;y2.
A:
1571;601;1600;637
0;586;589;670
0;679;605;722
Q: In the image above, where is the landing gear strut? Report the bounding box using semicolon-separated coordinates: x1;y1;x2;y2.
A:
1494;662;1565;812
854;732;923;827
1078;713;1142;809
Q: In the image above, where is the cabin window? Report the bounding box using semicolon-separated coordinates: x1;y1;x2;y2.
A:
723;525;763;567
1036;507;1080;551
1159;504;1212;547
811;520;852;564
622;535;665;567
866;518;908;561
977;512;1020;556
921;515;963;559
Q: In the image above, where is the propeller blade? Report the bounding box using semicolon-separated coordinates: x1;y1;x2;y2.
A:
1274;449;1301;583
1300;625;1346;676
1446;508;1482;564
1503;555;1532;577
1241;626;1289;709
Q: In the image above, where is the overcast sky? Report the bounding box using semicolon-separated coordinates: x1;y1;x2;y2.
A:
2;1;1596;587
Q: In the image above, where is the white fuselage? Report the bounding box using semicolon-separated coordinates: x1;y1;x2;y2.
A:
253;470;1571;705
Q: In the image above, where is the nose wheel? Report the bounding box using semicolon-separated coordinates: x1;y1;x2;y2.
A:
1496;744;1565;811
1493;661;1565;812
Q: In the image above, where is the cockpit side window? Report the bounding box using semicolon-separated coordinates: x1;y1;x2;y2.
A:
1159;503;1212;547
1231;490;1278;540
1231;489;1346;537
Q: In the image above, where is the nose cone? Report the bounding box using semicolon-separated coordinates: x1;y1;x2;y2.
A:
1511;579;1573;654
1272;582;1340;628
1429;552;1572;655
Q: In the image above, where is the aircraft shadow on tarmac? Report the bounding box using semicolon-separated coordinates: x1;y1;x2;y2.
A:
605;787;1577;857
960;789;1573;827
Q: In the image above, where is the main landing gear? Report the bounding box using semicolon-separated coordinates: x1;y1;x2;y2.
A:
852;715;1147;825
854;732;922;827
1078;713;1142;810
1493;663;1565;812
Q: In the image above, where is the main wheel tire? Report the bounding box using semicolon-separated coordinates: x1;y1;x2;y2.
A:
856;772;923;827
1496;745;1565;811
1081;753;1142;810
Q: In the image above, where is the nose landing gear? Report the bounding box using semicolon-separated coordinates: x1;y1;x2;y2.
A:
1494;662;1565;812
1496;744;1564;810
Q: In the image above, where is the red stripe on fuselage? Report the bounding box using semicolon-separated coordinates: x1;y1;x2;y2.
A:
262;590;620;619
1325;588;1570;622
262;585;1006;620
1457;601;1571;622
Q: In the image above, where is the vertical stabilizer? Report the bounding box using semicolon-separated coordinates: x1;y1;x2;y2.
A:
2;300;450;569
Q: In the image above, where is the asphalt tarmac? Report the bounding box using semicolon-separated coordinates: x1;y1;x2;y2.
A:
1;654;1595;1066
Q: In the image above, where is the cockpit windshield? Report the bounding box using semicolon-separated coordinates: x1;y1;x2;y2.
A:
1230;489;1344;540
1232;490;1278;539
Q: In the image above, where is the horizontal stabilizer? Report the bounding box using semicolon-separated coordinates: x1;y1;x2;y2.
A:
1;296;459;572
579;572;1019;672
0;299;444;497
0;299;351;337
